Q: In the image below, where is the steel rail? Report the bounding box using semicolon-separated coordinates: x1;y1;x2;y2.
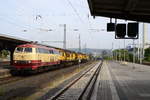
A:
49;61;103;100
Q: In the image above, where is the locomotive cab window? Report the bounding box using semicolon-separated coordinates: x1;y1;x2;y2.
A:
24;48;32;53
15;47;24;52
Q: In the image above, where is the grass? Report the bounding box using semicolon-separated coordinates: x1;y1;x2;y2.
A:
14;97;31;100
0;87;5;96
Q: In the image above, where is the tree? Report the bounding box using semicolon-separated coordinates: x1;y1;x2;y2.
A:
113;49;133;62
144;48;150;61
0;50;9;58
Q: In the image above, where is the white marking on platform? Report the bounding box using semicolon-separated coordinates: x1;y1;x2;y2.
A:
106;62;120;100
139;93;150;97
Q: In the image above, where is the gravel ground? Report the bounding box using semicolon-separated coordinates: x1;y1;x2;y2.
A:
0;61;96;100
54;62;100;100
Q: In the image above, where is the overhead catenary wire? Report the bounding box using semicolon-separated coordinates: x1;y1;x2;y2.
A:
0;16;32;29
0;15;54;33
65;0;85;24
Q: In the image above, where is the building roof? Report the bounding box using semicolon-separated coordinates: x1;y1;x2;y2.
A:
0;33;31;43
88;0;150;22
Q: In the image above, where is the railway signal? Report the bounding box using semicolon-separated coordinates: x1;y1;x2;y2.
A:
127;23;139;38
115;24;126;38
107;23;115;32
114;23;139;39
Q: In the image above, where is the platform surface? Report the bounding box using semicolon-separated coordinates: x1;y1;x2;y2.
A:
99;61;150;100
0;65;12;78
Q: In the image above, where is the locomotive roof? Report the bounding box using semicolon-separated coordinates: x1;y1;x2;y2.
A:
17;43;88;55
17;43;56;50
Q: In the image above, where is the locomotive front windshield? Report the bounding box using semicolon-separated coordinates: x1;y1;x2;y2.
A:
24;48;32;52
15;47;32;53
15;47;24;52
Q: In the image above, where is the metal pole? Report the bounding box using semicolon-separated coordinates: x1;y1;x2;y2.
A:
124;39;126;62
111;42;114;60
116;51;117;61
63;24;66;49
133;40;135;64
133;39;135;69
119;44;121;62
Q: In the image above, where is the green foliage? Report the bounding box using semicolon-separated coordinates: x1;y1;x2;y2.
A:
0;88;5;96
104;56;113;60
0;50;9;58
144;48;150;61
113;49;133;62
113;47;150;63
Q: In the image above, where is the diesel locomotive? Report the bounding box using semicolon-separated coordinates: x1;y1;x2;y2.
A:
12;43;89;73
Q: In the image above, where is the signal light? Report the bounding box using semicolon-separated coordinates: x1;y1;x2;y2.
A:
116;24;126;38
127;23;139;38
107;23;115;32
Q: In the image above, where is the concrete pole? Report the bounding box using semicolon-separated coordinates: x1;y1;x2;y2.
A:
79;34;81;52
142;23;147;63
140;43;142;64
84;43;87;53
63;24;66;49
137;38;140;63
133;39;135;69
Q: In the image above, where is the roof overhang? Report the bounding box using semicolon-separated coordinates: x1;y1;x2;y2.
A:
88;0;150;23
0;33;31;44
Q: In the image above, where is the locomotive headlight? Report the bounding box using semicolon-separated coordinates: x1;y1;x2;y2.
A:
14;61;17;63
28;61;31;63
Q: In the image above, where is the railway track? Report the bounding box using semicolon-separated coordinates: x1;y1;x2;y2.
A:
0;61;97;100
0;62;92;86
0;61;10;66
48;61;103;100
0;76;22;85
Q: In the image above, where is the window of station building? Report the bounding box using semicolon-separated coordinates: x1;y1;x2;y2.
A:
24;48;32;53
15;47;24;52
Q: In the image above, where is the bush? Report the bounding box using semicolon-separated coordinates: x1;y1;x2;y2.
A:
0;50;9;58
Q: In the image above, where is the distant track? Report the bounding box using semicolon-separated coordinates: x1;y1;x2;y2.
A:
0;76;22;85
0;62;92;86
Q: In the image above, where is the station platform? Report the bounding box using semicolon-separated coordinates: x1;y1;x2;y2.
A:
99;61;150;100
0;65;12;78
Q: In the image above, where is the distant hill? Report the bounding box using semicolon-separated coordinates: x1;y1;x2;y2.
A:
69;48;111;56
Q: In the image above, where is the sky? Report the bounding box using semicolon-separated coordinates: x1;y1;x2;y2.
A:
0;0;150;50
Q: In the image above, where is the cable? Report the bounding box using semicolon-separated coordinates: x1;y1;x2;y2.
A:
0;16;31;29
65;0;84;23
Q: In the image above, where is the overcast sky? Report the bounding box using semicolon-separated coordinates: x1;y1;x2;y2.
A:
0;0;150;49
